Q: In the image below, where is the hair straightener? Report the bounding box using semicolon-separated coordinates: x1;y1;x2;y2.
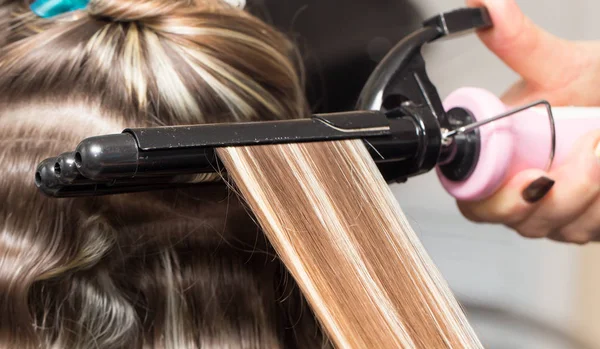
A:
35;6;600;201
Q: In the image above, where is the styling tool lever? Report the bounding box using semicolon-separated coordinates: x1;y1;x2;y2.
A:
357;6;493;182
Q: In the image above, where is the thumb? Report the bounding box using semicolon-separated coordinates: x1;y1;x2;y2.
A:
467;0;577;88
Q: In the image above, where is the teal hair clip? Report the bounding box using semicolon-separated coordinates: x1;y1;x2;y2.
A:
30;0;89;18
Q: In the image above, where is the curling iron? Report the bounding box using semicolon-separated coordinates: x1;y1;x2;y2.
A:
34;6;600;201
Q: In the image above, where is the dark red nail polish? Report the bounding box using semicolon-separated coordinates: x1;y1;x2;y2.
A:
522;176;555;203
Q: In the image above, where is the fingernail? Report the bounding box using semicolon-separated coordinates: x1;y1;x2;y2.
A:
595;142;600;159
522;176;555;203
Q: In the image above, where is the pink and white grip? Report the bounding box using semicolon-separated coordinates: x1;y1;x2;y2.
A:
436;87;600;201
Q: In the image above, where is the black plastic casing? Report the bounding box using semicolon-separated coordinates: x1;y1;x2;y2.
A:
73;111;426;184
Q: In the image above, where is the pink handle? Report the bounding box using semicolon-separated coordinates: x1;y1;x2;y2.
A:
436;87;600;201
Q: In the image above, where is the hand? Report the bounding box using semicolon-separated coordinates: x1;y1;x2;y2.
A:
458;0;600;244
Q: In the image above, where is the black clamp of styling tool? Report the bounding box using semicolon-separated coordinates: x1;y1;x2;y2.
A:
35;7;500;198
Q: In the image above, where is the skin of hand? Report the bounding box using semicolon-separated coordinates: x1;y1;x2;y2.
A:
458;0;600;244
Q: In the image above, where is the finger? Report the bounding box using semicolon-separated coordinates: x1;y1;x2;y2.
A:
466;0;580;88
499;79;529;106
500;80;569;107
546;133;600;244
511;130;600;240
548;200;600;245
457;168;551;225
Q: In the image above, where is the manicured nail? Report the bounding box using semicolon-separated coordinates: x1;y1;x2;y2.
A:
522;176;555;203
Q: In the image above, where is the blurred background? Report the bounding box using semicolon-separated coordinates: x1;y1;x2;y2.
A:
250;0;600;348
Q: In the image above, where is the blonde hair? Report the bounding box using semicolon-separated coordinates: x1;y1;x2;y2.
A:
218;140;483;348
0;0;481;348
